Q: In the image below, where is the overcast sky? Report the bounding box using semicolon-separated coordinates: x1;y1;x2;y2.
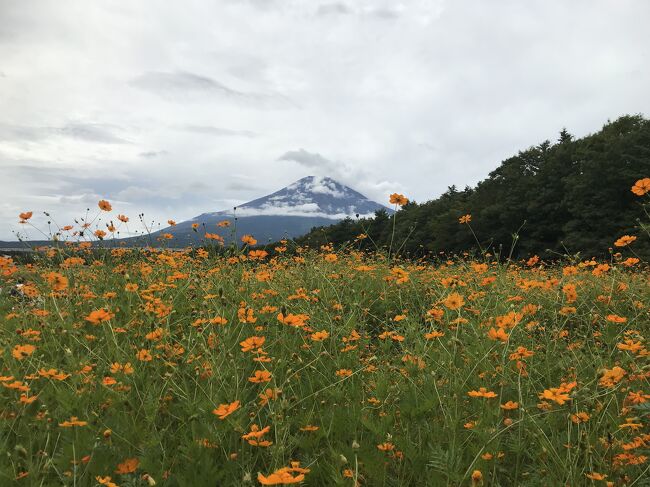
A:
1;0;649;240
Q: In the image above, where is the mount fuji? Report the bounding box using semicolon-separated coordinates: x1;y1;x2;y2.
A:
146;176;392;246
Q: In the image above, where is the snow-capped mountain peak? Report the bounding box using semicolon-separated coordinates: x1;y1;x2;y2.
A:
144;176;392;245
213;176;391;219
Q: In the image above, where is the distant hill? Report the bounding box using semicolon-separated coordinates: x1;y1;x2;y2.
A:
0;176;393;248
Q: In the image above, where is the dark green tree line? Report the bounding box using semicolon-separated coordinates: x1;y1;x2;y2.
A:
295;115;650;259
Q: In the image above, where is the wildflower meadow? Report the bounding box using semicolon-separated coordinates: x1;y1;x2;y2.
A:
1;179;649;487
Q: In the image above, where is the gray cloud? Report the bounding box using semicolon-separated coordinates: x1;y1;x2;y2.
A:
138;150;168;158
316;3;351;16
130;71;244;97
315;2;400;19
129;70;296;108
226;180;263;192
366;7;401;20
180;125;257;138
0;122;129;144
58;123;130;144
278;149;333;169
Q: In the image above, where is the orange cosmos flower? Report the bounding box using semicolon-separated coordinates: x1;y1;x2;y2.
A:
257;471;304;485
592;263;609;276
12;344;36;360
136;349;153;362
249;370;272;383
212;400;240;420
377;442;395;451
240;336;266;352
538;381;576;405
617;339;644;354
562;283;577;303
241;234;257;246
390;267;410;284
96;477;119;487
459;214;471;224
571;412;590;423
94;229;107;239
258;463;310;485
204;232;223;242
336;369;353;378
526;255;540;266
217;220;231;227
631;177;650;196
145;328;164;341
110;362;134;374
599;366;626;387
38;368;70;380
585;472;607;481
277;313;309;328
614;235;637;247
468;387;497;398
258;388;280;406
59;416;88;427
210;316;228;325
310;330;329;341
115;457;139;474
238;307;257;323
44;272;68;291
626;391;650;404
98;200;112;211
249;250;268;259
426;308;444;321
324;253;338;262
559;306;576;316
487;327;509;342
443;292;465;310
242;424;271;441
424;330;444;339
606;314;627;323
622;257;639;266
389;193;408;206
500;401;519;410
84;309;114;324
17;392;36;402
117;214;129;222
471;470;483;485
19;211;33;221
167;219;176;226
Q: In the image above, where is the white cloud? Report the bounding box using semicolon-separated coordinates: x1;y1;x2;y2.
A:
234;203;374;219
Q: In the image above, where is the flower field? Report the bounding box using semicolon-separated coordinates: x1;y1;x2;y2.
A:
1;183;649;486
